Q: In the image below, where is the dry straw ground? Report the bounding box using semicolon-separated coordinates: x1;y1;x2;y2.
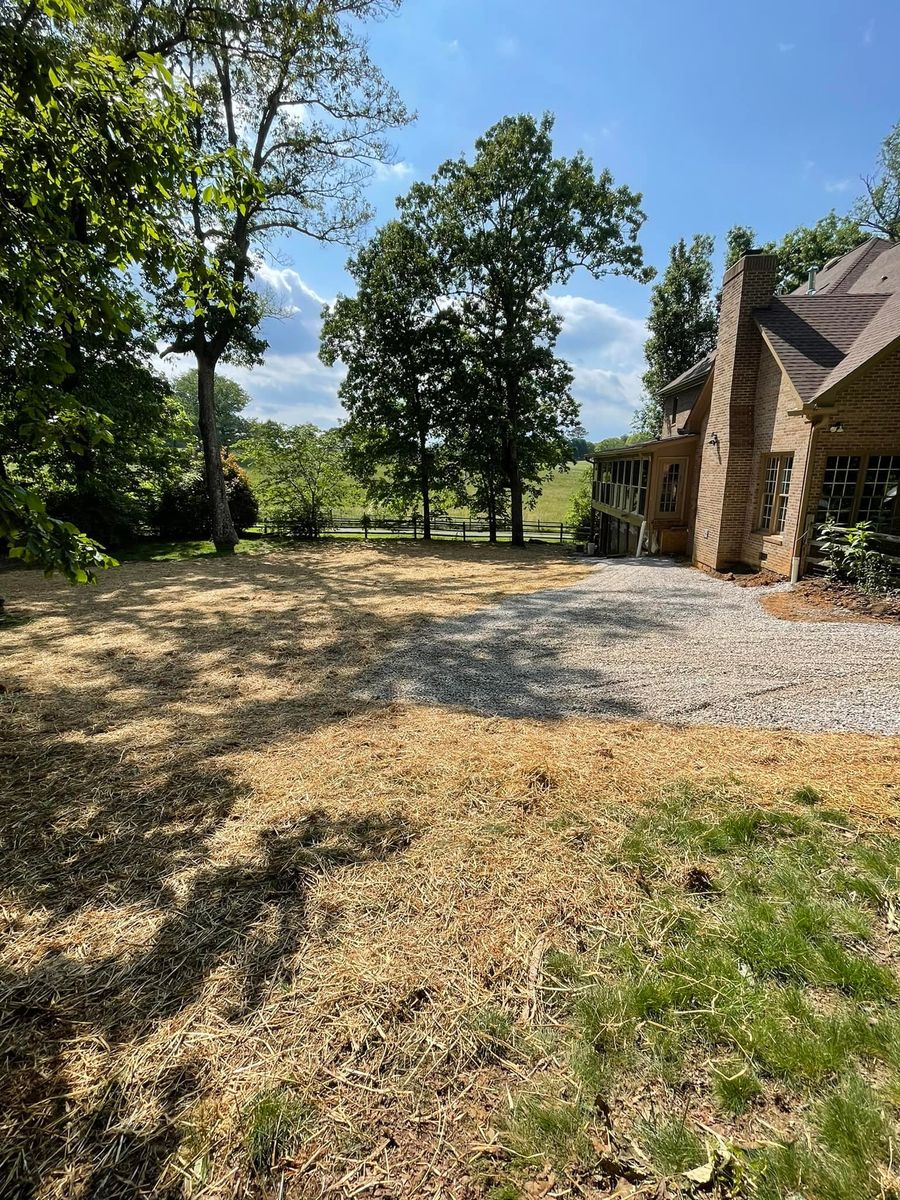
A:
1;542;898;1198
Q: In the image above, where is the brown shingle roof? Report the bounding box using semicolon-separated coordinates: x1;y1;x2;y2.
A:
755;295;888;402
810;291;900;402
657;350;716;397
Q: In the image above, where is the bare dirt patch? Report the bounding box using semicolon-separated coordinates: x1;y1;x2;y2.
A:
1;543;898;1197
761;577;900;625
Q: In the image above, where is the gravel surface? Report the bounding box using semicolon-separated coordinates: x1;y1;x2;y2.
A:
359;558;900;733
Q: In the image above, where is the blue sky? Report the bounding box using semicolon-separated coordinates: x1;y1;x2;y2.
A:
186;0;900;440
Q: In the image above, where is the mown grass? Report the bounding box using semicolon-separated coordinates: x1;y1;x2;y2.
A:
496;782;900;1198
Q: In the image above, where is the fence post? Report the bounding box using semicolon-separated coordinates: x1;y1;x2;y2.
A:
363;512;368;541
413;513;417;540
559;522;564;544
462;520;466;543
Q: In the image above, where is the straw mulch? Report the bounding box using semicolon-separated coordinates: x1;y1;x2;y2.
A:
1;541;898;1198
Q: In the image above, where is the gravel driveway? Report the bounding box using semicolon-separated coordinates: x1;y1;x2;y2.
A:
360;558;900;733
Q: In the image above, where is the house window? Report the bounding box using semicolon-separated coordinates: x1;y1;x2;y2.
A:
816;455;860;525
658;462;681;514
757;453;793;535
858;456;900;533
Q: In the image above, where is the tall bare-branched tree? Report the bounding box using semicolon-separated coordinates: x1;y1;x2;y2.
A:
142;0;411;551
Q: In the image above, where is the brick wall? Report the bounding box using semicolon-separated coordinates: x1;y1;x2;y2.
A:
802;340;900;565
738;344;814;576
693;253;779;570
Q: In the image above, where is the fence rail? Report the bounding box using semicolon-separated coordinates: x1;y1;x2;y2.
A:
249;513;580;544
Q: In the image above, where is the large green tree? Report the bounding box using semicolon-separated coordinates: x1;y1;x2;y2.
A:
149;0;411;554
235;421;359;537
320;221;460;539
854;119;900;241
0;0;194;579
400;112;652;546
6;338;193;547
633;234;717;438
173;368;252;449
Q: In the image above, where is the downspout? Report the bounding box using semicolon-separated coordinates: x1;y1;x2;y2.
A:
790;416;820;583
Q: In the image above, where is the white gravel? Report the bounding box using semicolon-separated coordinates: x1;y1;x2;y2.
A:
359;558;900;733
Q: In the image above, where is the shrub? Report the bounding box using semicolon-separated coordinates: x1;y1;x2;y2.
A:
818;520;895;594
155;453;258;540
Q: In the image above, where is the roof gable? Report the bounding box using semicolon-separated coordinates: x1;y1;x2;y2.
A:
754;295;888;403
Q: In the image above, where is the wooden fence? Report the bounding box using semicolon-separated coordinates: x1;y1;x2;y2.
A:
250;513;580;544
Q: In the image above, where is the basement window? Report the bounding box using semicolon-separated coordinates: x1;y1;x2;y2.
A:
757;453;793;535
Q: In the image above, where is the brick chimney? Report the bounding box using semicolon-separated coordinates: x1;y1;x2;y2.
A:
694;251;778;570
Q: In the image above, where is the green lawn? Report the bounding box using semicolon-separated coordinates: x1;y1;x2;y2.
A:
447;459;591;524
490;782;900;1199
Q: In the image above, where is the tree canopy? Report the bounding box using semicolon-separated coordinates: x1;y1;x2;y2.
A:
148;0;411;552
724;212;866;291
235;422;359;537
0;0;195;579
854;119;900;241
633;234;717;438
173;369;252;449
321;221;462;539
399;112;652;544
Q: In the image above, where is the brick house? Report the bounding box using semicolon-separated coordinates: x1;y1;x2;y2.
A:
590;238;900;578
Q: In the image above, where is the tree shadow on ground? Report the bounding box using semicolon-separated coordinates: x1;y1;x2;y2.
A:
0;543;660;1197
0;790;416;1198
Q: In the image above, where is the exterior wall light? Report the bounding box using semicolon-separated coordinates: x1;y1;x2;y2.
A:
708;433;720;447
829;422;844;433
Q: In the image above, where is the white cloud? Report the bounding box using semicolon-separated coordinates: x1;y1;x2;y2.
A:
549;295;646;367
254;261;330;309
219;353;345;423
824;177;853;193
548;294;647;435
372;160;415;183
776;41;795;53
446;38;460;53
497;34;518;58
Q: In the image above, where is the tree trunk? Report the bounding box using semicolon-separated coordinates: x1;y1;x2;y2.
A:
196;353;238;553
418;427;431;540
504;433;524;547
485;469;497;543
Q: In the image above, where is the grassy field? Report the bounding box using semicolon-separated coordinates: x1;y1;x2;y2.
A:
2;541;899;1198
449;460;591;524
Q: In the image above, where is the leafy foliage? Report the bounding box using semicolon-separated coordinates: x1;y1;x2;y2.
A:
633;234;717;437
0;0;195;579
172;369;252;450
148;0;411;551
234;423;358;538
854;119;900;241
320;221;459;538
819;520;895;595
400;112;652;544
155;451;258;540
724;212;866;291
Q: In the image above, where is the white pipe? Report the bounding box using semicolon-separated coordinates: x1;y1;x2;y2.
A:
790;555;801;584
637;520;647;557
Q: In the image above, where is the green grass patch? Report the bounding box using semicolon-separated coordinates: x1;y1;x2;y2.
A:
494;782;900;1196
243;1086;311;1175
119;536;297;563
